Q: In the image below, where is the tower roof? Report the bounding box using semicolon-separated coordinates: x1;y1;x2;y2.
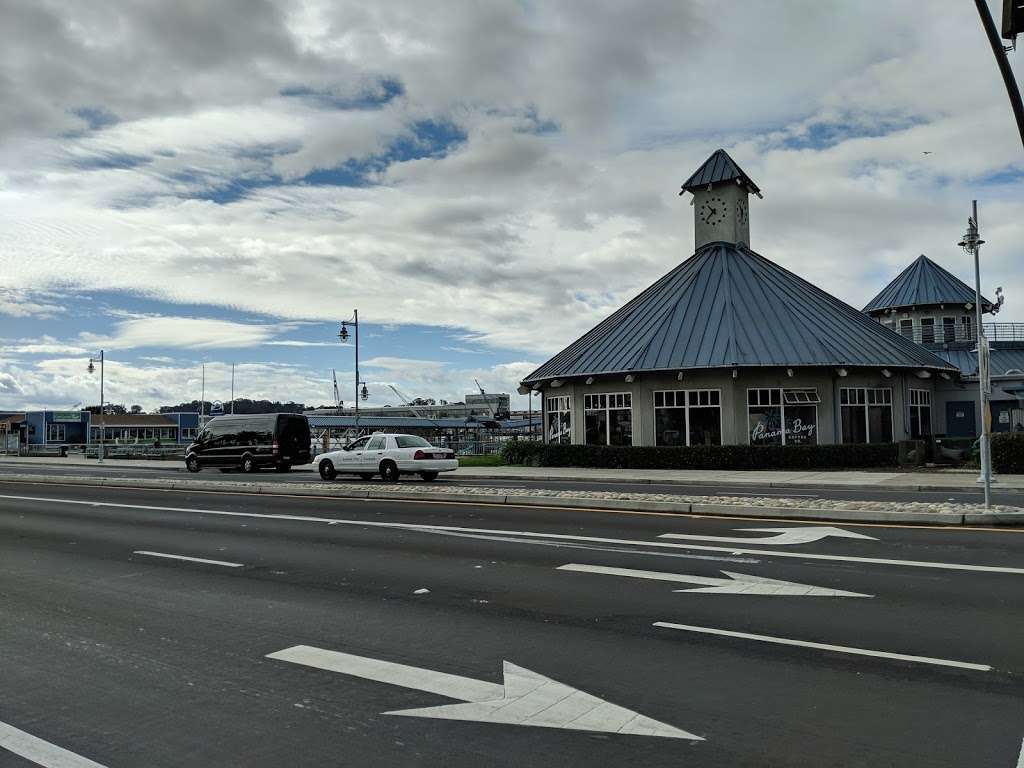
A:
680;149;761;196
863;254;992;314
522;243;956;385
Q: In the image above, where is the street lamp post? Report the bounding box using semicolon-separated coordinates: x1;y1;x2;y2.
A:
87;350;105;464
958;201;991;509
339;310;369;438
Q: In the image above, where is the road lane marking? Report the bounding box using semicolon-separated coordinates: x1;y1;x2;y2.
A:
658;526;877;546
3;493;1023;575
133;550;244;568
268;645;701;740
557;563;871;597
1016;736;1023;768
0;720;108;767
653;622;992;672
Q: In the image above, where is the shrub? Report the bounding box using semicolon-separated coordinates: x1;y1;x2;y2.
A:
992;432;1024;473
500;440;898;470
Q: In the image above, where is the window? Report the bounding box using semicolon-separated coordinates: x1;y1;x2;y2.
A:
909;389;932;439
47;423;66;442
395;435;431;448
180;428;196;440
546;396;571;444
747;389;818;445
960;315;973;341
840;387;893;444
584;393;632;446
366;435;387;450
654;390;721;446
899;319;914;339
920;318;935;344
942;317;956;343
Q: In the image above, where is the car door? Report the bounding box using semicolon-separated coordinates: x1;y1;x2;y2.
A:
361;435;388;471
337;436;371;471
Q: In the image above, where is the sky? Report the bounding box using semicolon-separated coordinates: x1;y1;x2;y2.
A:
1;0;1022;413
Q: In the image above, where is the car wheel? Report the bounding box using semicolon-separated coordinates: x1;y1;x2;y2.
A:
241;454;256;473
359;473;375;481
319;460;337;481
419;471;438;482
274;463;291;472
185;455;200;473
379;460;399;482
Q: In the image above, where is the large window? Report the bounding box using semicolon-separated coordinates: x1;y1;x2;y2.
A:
960;315;973;341
909;389;932;439
899;319;914;339
546;396;572;444
920;318;935;344
654;390;721;446
747;388;819;445
841;387;893;444
47;423;66;442
942;316;956;343
584;393;632;446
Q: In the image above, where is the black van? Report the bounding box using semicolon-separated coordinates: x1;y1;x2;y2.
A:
185;413;311;473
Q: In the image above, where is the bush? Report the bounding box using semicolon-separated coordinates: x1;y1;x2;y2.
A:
992;432;1024;473
500;440;898;470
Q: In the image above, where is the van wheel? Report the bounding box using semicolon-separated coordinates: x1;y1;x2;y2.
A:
359;473;374;481
379;461;399;482
241;454;256;473
419;472;438;482
186;455;200;473
319;460;337;481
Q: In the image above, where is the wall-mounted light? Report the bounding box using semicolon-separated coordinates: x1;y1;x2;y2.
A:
836;368;848;377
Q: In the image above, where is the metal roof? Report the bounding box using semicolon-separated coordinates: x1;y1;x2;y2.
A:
863;254;991;314
680;149;761;195
522;242;957;385
934;344;1024;377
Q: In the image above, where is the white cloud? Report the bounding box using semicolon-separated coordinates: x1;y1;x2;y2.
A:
78;316;287;350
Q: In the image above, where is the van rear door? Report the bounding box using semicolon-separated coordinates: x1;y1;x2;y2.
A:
276;415;311;465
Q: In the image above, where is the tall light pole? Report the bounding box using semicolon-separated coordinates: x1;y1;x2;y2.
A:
958;201;991;508
339;310;369;438
87;351;105;464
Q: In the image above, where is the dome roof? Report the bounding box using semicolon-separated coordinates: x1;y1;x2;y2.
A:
863;254;991;314
523;242;956;385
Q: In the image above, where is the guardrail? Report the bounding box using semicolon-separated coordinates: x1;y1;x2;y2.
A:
19;443;185;460
886;322;1024;345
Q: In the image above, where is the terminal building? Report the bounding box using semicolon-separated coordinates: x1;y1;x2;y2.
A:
0;411;200;453
521;149;1023;447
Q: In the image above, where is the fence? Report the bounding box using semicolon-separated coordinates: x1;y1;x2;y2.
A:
19;443;184;460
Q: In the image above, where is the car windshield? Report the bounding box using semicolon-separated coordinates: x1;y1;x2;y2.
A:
395;435;431;448
347;437;371;450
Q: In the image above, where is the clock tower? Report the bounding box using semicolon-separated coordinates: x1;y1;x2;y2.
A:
680;149;761;250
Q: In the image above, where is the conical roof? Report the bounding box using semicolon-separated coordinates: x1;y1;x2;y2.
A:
863;254;991;314
680;149;761;195
522;243;956;385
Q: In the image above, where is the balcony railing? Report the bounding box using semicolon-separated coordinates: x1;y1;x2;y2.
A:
885;322;1024;345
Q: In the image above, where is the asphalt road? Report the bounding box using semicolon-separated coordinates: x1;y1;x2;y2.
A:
4;460;1024;506
1;480;1023;767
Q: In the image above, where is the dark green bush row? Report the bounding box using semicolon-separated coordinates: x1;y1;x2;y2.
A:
992;433;1024;474
501;441;898;470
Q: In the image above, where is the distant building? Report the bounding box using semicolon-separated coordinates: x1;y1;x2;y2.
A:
306;393;511;420
3;410;200;451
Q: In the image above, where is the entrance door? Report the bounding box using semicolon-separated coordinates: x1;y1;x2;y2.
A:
945;401;976;437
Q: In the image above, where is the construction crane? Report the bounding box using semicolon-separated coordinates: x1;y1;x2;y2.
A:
332;369;343;413
388;384;427;419
474;378;496;418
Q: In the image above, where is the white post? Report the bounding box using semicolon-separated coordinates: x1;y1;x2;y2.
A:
230;363;235;415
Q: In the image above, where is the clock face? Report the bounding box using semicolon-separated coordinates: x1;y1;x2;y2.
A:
698;196;727;226
736;200;747;225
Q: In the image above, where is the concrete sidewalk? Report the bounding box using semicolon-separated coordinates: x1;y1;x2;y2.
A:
2;454;1022;492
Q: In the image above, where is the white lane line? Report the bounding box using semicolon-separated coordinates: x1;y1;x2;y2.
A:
133;550;244;568
0;720;108;768
1016;736;1024;768
4;493;1023;576
653;622;992;672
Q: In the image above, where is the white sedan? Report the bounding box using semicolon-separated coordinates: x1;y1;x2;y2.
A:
316;433;458;482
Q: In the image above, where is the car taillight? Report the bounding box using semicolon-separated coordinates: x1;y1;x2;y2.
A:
272;440;279;454
413;449;426;460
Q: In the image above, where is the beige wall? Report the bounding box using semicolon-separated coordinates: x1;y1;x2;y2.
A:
540;367;939;446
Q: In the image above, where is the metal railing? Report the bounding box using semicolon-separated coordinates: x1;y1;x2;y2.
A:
886;322;1024;345
18;443;185;460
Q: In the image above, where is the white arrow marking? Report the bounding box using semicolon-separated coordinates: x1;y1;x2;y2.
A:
267;645;701;740
557;563;871;597
0;720;108;768
658;526;877;546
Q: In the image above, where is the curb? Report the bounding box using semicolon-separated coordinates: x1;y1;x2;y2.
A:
0;472;1012;527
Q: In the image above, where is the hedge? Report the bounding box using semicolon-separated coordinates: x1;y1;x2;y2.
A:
501;441;899;470
992;432;1024;474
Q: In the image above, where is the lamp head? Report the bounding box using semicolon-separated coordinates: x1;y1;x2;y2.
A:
360;383;369;401
87;359;95;375
338;324;350;343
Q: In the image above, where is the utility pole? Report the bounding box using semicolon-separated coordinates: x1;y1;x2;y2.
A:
339;311;368;439
88;351;105;464
974;0;1024;149
201;364;205;425
230;363;235;415
959;202;992;509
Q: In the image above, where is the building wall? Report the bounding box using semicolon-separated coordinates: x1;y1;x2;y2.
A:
541;367;937;447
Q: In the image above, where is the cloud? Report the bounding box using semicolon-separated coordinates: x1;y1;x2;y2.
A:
78;316;286;350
